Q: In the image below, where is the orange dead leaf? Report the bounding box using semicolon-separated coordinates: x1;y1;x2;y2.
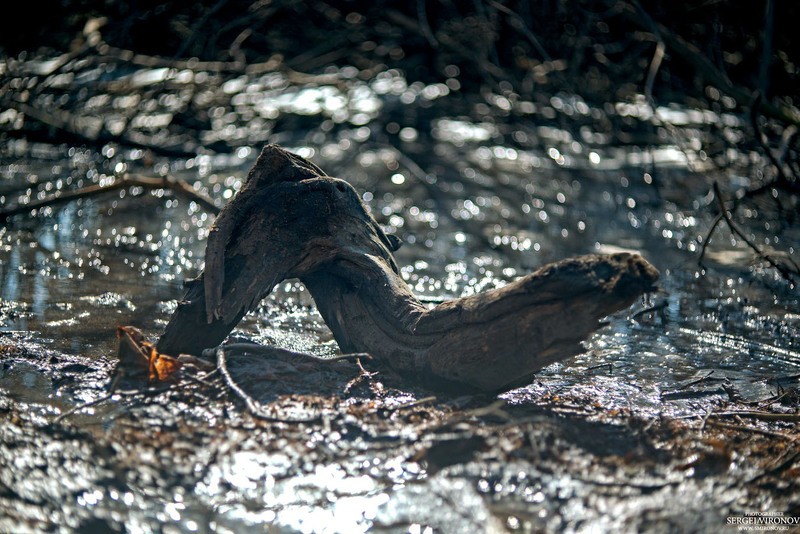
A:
117;325;181;382
149;346;182;382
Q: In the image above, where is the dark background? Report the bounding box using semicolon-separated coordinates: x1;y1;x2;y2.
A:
2;0;797;107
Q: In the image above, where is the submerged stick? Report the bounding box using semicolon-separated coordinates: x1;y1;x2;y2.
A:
158;145;659;393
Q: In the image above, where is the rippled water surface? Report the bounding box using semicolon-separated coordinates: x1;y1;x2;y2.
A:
1;64;798;533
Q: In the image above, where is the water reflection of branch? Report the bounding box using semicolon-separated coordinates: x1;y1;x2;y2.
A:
0;173;219;223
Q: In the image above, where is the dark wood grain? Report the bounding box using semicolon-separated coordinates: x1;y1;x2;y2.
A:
157;145;659;392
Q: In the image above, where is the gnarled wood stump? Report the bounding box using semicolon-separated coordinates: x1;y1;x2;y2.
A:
157;145;659;392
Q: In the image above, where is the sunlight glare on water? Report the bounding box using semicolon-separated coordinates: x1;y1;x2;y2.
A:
1;59;798;533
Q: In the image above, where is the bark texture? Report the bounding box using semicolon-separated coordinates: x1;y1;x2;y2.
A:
157;145;659;392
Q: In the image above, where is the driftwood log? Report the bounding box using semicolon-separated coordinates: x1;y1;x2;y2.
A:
157;145;659;392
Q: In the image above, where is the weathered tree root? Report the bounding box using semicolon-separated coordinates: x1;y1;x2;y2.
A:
158;144;659;393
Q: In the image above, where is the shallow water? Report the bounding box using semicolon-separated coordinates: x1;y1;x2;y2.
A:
1;61;799;532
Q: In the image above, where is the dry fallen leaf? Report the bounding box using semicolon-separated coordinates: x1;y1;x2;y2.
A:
116;325;182;382
148;345;182;381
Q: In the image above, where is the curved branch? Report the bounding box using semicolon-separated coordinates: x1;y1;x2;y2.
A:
157;145;659;393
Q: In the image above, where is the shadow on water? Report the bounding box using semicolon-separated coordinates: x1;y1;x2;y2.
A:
0;60;798;532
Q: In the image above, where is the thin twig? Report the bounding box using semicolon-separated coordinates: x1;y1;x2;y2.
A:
631;299;668;320
678;370;717;391
750;93;793;187
175;0;232;58
487;0;551;62
705;410;800;423
416;0;438;48
750;448;800;484
585;363;613;374
216;342;370;362
632;0;665;104
699;406;714;432
758;0;775;97
94;41;281;75
1;97;201;157
384;9;507;81
661;388;725;401
51;393;114;425
572;475;677;490
617;1;800;127
384;395;437;413
50;390;148;424
440;399;511;428
713;182;798;285
704;420;796;440
697;212;724;267
0;173;219;222
215;347;320;423
343;356;381;395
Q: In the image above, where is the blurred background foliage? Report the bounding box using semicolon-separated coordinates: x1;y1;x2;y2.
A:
2;0;797;109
